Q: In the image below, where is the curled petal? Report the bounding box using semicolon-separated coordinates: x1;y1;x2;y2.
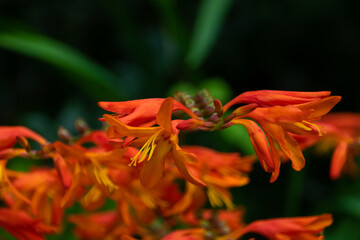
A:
156;97;174;133
224;90;331;111
176;118;205;131
330;140;348;180
172;145;206;187
296;96;342;120
236;214;333;240
232;119;275;172
103;114;159;138
0;126;47;150
98;98;197;127
53;154;72;188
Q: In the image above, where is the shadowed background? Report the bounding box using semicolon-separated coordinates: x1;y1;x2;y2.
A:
1;0;360;239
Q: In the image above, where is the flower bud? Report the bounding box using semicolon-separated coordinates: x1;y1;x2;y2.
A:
214;99;223;117
177;118;204;130
208;114;220;123
203;106;215;118
58;126;72;143
233;103;258;117
75;118;89;134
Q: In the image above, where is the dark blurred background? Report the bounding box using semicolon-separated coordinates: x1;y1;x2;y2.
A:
1;0;360;239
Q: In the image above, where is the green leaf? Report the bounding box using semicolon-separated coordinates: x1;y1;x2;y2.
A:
0;30;121;100
186;0;233;69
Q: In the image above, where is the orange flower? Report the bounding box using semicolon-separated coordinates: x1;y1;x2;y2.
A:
164;209;332;240
234;214;333;240
103;97;205;188
231;95;341;182
9;169;65;229
0;208;56;240
294;113;360;179
223;90;331;111
181;146;254;210
99;98;197;127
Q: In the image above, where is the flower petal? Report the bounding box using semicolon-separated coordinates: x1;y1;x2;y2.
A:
140;138;172;188
224;90;331;111
330;140;348;180
172;145;206;187
103;114;159;138
232;119;275;172
156;97;174;133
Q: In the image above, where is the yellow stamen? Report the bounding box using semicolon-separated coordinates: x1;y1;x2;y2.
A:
294;121;325;136
207;186;234;210
81;186;102;206
88;162;118;193
303;120;325;136
294;122;312;131
129;131;161;166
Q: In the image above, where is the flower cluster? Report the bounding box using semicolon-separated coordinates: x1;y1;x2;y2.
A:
0;89;355;240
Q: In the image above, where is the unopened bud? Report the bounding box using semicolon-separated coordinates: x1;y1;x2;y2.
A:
198;89;213;105
177;118;204;130
75;118;89;134
58;127;72;143
195;93;207;109
192;109;202;117
208;114;220;123
16;136;30;152
213;99;223;117
203;106;215;118
233;103;258;117
223;113;235;123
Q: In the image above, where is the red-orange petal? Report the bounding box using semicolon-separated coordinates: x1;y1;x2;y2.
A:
172;145;206;187
156;97;174;133
224;90;331;112
329;140;348;180
232;119;275;172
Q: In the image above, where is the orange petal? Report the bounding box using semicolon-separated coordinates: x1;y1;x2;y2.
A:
156;97;174;133
53;154;72;188
140;138;172;188
0;126;47;150
237;214;333;239
172;144;206;187
103;114;159;138
330;140;348;180
99;98;197;126
269;139;281;183
296;96;341;120
264;124;305;171
224;90;331;111
232;119;275;172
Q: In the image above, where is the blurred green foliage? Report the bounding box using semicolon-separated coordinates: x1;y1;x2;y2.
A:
1;0;360;239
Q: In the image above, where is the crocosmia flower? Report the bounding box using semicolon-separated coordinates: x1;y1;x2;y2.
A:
103;97;205;188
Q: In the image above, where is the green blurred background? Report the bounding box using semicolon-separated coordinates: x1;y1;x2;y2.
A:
1;0;360;239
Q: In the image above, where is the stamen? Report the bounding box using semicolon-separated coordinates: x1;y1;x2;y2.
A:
88;162;118;193
303;120;325;136
81;186;102;206
129;131;161;166
294;122;312;131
